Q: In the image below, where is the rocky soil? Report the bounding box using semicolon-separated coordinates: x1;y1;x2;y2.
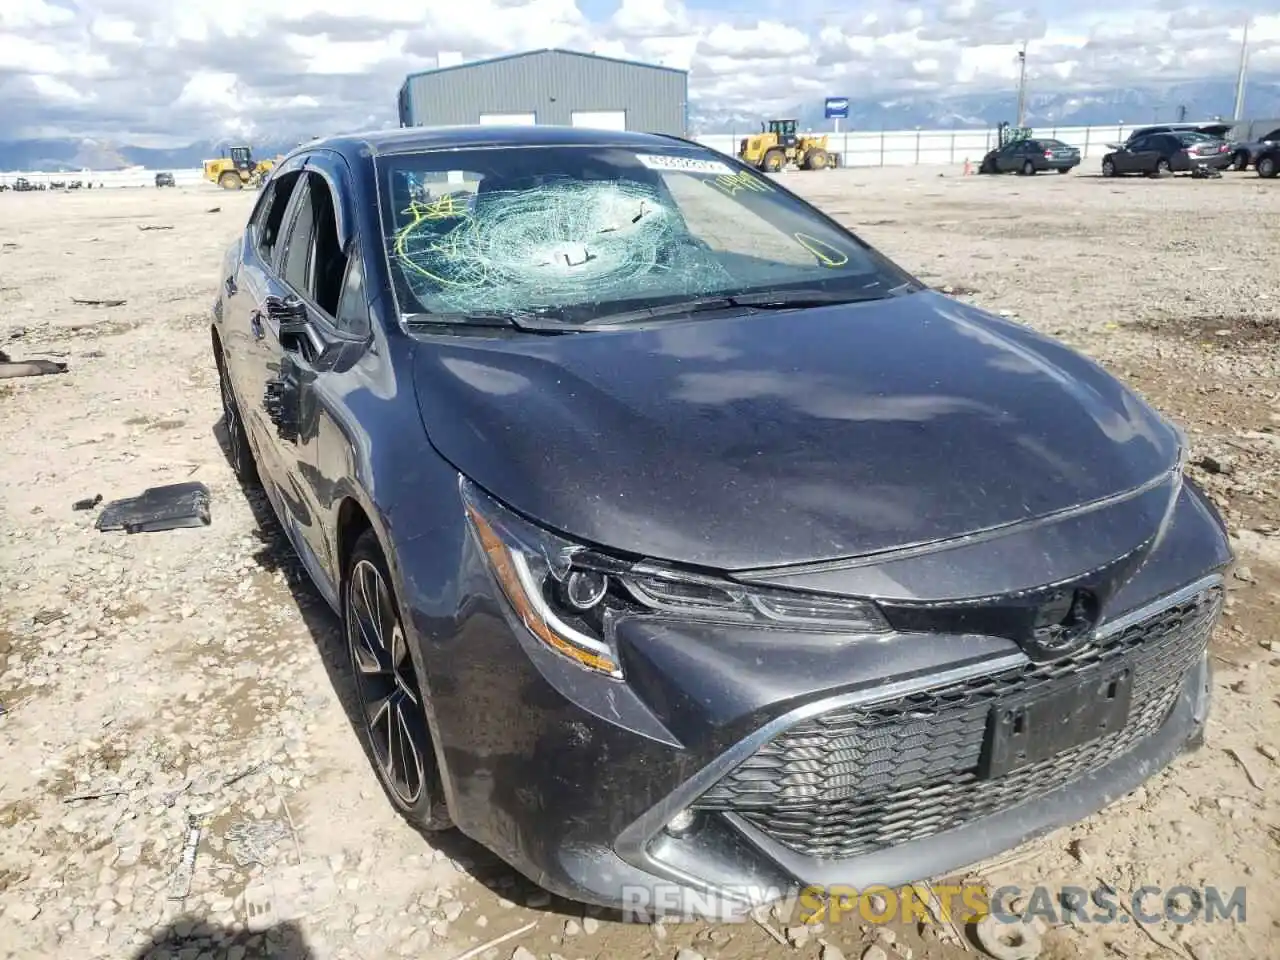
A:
1;167;1277;960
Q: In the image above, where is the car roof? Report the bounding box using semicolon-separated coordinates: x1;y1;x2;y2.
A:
286;125;698;164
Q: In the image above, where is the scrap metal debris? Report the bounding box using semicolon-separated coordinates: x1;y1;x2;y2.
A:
72;494;102;511
95;481;211;533
166;814;203;901
70;297;126;308
137;224;174;231
63;788;129;804
225;820;291;867
32;609;67;625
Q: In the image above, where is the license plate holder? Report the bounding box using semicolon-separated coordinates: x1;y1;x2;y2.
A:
981;668;1134;779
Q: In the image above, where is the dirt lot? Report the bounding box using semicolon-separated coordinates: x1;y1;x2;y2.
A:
1;166;1277;960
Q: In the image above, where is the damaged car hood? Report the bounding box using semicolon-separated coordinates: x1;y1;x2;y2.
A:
409;290;1181;571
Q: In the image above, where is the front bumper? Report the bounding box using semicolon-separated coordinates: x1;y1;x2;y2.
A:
401;480;1230;917
410;583;1222;915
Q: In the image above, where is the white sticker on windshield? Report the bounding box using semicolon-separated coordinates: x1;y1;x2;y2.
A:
635;153;734;176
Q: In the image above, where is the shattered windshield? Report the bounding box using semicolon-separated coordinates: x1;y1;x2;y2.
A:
375;144;914;325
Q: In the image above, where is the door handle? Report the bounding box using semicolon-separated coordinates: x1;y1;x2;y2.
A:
250;309;264;340
225;274;238;298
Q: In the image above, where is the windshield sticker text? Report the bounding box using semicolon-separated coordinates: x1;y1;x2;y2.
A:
635;154;734;176
705;170;774;198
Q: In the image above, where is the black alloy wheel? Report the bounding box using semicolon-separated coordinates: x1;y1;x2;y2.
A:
1021;160;1036;175
345;530;452;830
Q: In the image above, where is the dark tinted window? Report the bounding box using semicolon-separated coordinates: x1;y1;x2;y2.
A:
1127;136;1151;151
254;170;302;265
281;177;316;293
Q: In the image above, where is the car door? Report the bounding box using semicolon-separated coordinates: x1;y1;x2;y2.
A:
1118;136;1152;174
995;142;1022;173
256;154;372;597
221;161;307;488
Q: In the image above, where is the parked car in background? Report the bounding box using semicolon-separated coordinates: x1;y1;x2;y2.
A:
1228;121;1280;170
211;124;1232;914
1102;131;1233;177
1123;122;1235;147
155;171;176;188
979;138;1081;175
1255;144;1280;178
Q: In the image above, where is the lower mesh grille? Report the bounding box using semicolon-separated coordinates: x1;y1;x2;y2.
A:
693;584;1222;860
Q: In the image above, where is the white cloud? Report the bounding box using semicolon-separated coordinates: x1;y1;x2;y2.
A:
0;0;1277;143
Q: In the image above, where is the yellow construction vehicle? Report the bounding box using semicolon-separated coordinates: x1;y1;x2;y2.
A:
203;146;277;190
737;119;833;172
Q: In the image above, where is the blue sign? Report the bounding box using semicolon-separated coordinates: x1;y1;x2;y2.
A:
824;97;850;120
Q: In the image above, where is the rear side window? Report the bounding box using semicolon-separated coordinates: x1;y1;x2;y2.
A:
253;171;302;265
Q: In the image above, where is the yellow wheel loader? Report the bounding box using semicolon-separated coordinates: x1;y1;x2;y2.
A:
737;119;835;172
203;146;278;190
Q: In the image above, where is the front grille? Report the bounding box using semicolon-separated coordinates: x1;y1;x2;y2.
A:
694;584;1222;860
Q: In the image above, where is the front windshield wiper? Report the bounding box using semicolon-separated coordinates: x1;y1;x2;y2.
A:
584;286;915;326
403;283;921;333
403;309;572;332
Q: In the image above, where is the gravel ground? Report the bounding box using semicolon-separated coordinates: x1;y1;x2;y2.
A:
0;166;1277;960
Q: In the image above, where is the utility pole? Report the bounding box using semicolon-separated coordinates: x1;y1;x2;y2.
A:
1015;42;1028;128
1233;16;1250;120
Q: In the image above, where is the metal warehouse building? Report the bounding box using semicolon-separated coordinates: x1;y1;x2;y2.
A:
397;48;688;137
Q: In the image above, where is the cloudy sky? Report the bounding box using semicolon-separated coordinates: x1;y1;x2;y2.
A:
0;0;1276;145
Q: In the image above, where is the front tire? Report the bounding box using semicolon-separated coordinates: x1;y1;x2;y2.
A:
218;171;243;190
1258;156;1277;178
1233;151;1249;171
345;531;452;832
1101;158;1116;177
761;149;785;172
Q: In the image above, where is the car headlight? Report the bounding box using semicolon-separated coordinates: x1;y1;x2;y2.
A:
461;478;889;680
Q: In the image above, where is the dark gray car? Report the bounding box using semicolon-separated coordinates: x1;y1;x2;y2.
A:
980;138;1080;175
211;124;1232;916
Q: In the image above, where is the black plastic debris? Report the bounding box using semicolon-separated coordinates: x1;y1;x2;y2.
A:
73;494;103;511
95;482;212;534
0;348;68;379
71;297;127;308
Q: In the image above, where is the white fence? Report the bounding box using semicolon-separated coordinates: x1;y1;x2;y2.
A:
696;122;1181;167
0;121;1200;186
0;168;210;189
